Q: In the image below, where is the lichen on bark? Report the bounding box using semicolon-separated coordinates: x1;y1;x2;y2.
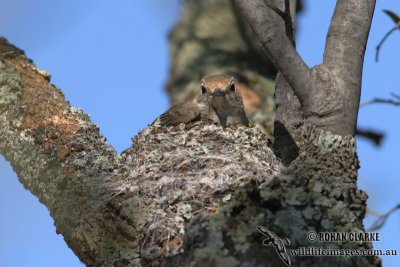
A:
160;124;380;267
0;0;381;265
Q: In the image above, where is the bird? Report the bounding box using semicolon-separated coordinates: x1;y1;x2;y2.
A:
156;75;249;127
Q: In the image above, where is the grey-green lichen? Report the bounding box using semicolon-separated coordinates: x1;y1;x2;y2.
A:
116;121;280;266
0;48;145;266
0;59;22;107
158;124;380;267
191;242;240;267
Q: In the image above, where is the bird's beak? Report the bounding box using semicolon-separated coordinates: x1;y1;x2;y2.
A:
212;89;225;96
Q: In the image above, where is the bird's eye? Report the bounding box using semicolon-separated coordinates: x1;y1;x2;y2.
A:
201;86;207;94
229;83;235;92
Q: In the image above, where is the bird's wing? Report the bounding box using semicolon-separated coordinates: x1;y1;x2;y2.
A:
158;99;202;126
234;92;249;126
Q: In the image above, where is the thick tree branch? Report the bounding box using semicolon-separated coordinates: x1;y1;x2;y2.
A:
233;0;312;107
323;0;376;134
233;0;308;82
0;38;141;266
235;0;376;148
325;0;376;71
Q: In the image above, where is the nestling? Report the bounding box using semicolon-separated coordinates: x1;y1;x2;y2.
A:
156;75;249;127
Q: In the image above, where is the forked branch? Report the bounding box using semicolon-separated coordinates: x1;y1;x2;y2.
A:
234;0;376;137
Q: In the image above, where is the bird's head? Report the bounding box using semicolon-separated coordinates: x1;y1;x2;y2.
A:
200;75;236;99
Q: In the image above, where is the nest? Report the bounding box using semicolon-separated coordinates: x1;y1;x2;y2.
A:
120;122;281;262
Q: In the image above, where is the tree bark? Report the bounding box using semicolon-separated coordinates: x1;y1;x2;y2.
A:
0;0;381;266
0;38;142;266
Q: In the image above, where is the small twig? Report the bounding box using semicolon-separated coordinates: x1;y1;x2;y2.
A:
375;26;398;62
175;159;191;171
367;204;400;231
355;128;384;146
365;98;400;106
391;92;400;100
197;155;233;162
361;95;400;107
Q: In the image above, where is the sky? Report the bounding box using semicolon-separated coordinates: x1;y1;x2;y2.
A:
0;1;399;266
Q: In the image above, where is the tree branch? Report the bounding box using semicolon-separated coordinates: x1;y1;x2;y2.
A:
375;26;398;62
375;9;400;62
324;0;375;72
361;93;400;107
322;0;376;134
235;0;376;139
0;38;141;266
355;128;384;146
233;0;312;107
367;204;400;231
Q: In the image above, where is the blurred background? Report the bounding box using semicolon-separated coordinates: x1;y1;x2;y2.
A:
0;0;399;266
